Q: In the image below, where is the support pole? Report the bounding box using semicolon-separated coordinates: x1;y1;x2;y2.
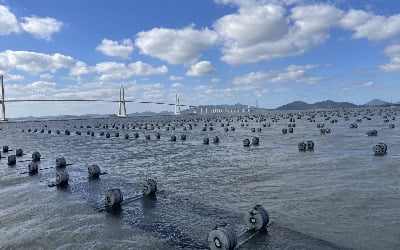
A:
0;75;6;121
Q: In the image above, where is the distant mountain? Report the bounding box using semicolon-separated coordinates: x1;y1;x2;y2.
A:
363;99;390;107
277;100;359;110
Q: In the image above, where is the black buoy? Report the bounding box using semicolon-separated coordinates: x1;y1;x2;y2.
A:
8;155;16;165
88;164;101;178
298;142;307;151
244;205;269;230
208;225;237;250
213;136;219;143
243;139;250;147
203;137;209;145
56;157;66;167
28;162;38;175
252;137;259;145
56;170;69;186
105;188;123;206
32;152;41;161
16;148;23;157
142;179;157;196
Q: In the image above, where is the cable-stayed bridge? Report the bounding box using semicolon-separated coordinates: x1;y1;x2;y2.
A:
0;75;193;120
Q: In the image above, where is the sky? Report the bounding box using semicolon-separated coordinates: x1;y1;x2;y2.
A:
1;0;400;118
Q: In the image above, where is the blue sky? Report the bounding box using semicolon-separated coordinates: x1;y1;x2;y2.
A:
1;0;400;117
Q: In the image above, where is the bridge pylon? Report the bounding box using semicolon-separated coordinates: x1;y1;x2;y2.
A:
174;93;180;115
117;84;127;117
0;75;6;121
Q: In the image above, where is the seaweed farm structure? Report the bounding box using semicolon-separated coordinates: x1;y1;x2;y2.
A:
0;104;399;249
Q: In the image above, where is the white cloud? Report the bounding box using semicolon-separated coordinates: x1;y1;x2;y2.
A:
340;10;400;41
214;4;288;47
232;64;321;86
0;50;75;74
186;61;216;76
0;73;24;81
135;26;218;64
70;61;95;76
379;44;400;72
96;39;134;59
171;82;184;88
39;73;53;80
211;78;220;83
362;81;373;86
215;4;344;64
95;61;168;81
0;5;20;34
6;81;58;95
169;75;183;81
21;16;62;40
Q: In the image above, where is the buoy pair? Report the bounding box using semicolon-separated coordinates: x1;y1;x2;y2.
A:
208;205;269;250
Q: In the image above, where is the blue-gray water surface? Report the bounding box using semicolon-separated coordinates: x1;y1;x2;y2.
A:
0;108;399;249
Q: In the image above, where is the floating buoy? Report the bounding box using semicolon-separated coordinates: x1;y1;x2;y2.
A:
32;152;41;161
170;135;176;141
224;127;229;132
76;131;81;135
298;142;307;151
208;225;237;250
230;127;235;131
56;130;60;134
8;155;16;165
56;170;69;186
373;143;387;156
389;124;395;128
213;136;219;143
251;128;255;132
282;128;288;134
244;205;269;230
155;133;161;139
142;179;157;196
88;164;101;178
243;139;250;147
65;130;70;135
134;133;139;138
91;131;94;136
306;141;314;150
105;188;123;206
350;123;357;128
16;148;23;157
48;130;51;134
28;162;38;175
56;157;66;167
3;145;9;152
256;128;262;132
180;134;186;141
145;135;151;140
105;132;110;138
288;127;294;133
203;137;209;145
366;130;378;136
100;131;105;136
115;132;119;137
252;137;259;145
124;134;129;139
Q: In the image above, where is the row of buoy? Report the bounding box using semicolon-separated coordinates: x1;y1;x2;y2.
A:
373;143;388;156
243;137;259;147
208;204;269;250
366;130;378;136
104;178;158;207
298;141;314;151
320;128;331;134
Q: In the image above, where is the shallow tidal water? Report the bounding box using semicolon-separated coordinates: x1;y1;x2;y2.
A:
0;108;399;250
